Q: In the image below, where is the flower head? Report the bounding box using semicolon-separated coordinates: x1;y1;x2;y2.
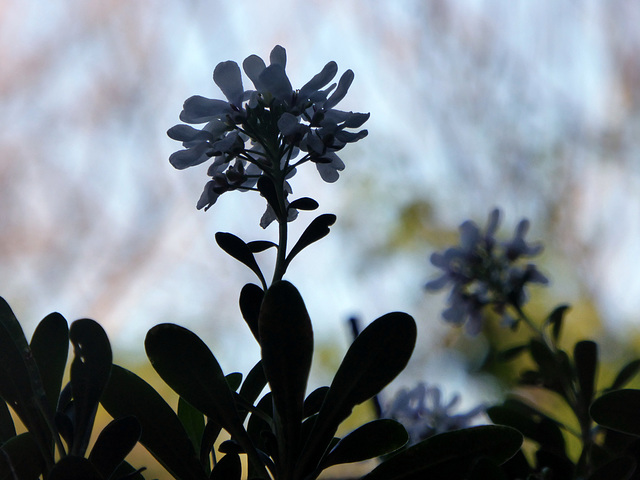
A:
168;46;369;226
426;209;548;333
384;383;485;443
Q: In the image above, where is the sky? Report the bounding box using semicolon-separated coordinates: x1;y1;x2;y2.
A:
2;0;640;407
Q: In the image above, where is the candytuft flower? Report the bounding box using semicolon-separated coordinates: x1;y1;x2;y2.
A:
168;45;369;226
426;209;548;334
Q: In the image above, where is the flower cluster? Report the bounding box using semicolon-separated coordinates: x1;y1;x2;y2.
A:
426;209;548;334
384;383;485;444
168;45;369;227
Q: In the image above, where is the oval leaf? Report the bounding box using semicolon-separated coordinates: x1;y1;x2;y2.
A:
100;365;208;480
145;324;265;476
215;232;265;286
591;389;640;436
89;415;141;479
322;419;408;468
609;359;640;392
239;284;264;343
259;281;314;472
0;433;45;480
30;313;69;416
69;319;112;456
298;312;416;476
574;340;598;408
362;426;522;480
49;456;102;480
288;197;319;211
285;214;337;268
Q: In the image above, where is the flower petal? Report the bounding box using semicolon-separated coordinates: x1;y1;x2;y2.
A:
259;64;293;101
269;45;287;67
243;55;267;92
213;61;244;107
323;69;354;110
180;96;232;123
298;61;338;100
169;142;211;169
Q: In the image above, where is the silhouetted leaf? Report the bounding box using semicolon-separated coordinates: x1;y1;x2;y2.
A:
574;340;598;408
587;456;636;480
591;389;640;436
303;387;329;418
0;433;44;480
361;426;522;480
0;297;54;466
68;319;112;456
89;415;141;479
215;232;265;286
545;305;570;342
247;241;278;253
210;453;241;480
178;397;205;455
288;197;319;211
145;324;264;476
49;456;101;480
496;344;528;362
321;419;408;468
297;312;416;476
0;400;15;444
101;365;208;480
237;361;267;422
30;313;69;416
239;284;264;343
285;214;336;267
257;176;279;214
259;281;314;474
609;359;640;392
468;457;507;480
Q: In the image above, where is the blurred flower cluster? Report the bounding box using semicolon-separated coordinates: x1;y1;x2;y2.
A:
426;209;548;334
384;383;485;444
168;45;368;226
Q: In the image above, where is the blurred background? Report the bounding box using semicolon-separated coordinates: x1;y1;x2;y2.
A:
2;0;640;476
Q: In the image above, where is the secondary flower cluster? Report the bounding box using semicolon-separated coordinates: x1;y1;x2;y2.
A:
426;209;548;334
384;383;484;443
168;45;369;226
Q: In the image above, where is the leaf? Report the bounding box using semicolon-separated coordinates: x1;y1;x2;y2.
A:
288;197;319;211
237;361;268;421
591;389;640;436
574;340;598;408
587;456;636;480
0;297;54;466
297;312;416;476
544;305;570;342
68;319;112;456
321;419;408;468
89;415;141;479
239;284;264;343
496;344;528;362
468;457;507;480
258;281;314;473
609;359;640;391
30;313;69;417
210;453;241;480
247;241;278;253
257;176;280;214
487;399;566;458
285;214;336;268
215;232;265;287
0;400;15;444
144;324;265;477
303;387;329;418
48;456;102;480
361;426;522;480
100;365;208;480
178;397;205;455
0;433;45;480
